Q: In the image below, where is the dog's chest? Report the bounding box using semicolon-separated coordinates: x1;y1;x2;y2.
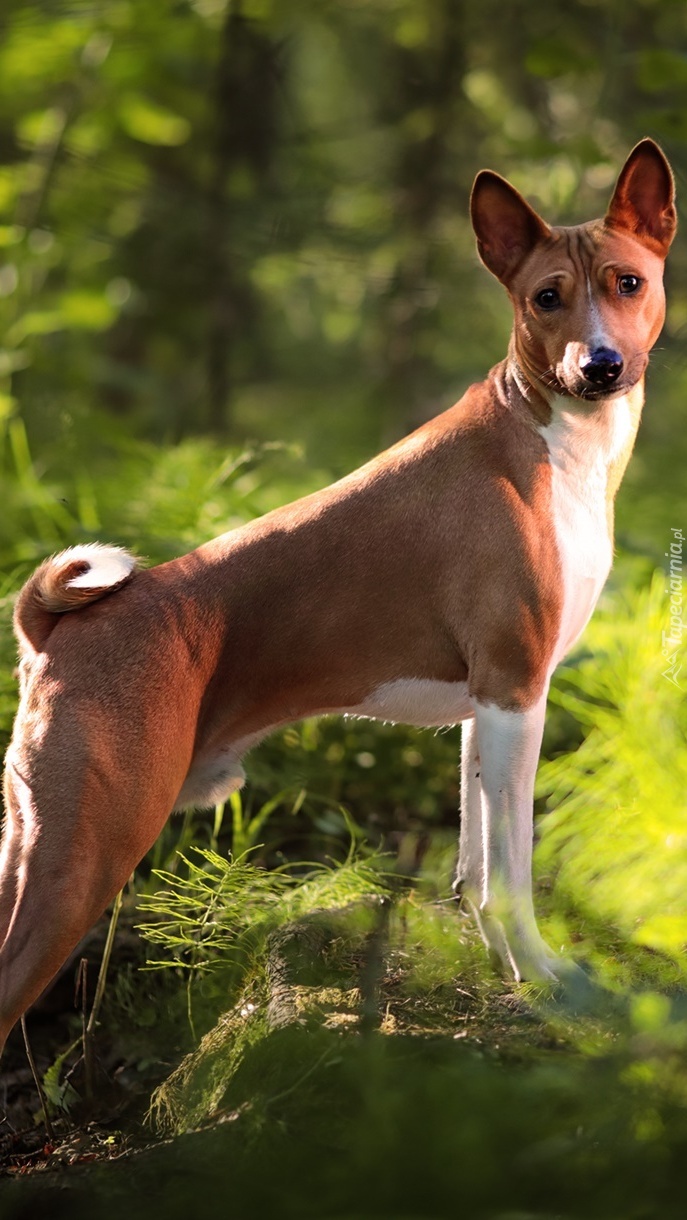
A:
541;396;634;665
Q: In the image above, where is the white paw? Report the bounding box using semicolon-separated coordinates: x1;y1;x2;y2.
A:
472;903;573;986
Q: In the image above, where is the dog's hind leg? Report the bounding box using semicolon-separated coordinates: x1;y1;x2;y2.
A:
0;796;23;952
0;706;190;1053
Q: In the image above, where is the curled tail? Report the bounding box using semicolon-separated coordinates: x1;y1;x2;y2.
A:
14;543;137;657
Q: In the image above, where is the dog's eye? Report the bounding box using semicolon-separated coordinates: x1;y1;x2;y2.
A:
534;288;561;310
618;274;641;295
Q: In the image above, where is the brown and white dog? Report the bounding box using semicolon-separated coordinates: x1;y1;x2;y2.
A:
0;139;676;1050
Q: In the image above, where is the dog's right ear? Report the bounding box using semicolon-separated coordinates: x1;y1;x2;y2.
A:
605;138;677;258
471;171;551;284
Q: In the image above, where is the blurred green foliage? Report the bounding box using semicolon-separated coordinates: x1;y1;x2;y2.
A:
0;0;686;509
0;2;686;1214
536;573;687;989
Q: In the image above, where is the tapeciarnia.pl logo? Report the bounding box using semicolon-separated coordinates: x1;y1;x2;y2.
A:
662;526;684;690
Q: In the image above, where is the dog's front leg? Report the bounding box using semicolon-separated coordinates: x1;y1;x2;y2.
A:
465;695;563;984
454;716;483;903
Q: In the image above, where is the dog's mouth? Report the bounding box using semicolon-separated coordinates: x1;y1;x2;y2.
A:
555;358;647;403
568;377;637;402
538;370;638;402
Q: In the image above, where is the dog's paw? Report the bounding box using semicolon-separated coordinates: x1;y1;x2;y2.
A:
472;907;604;1006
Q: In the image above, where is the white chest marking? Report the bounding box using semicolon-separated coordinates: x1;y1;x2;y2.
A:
541;394;634;665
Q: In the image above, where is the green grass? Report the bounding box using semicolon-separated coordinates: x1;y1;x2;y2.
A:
536;571;687;991
5;898;687;1220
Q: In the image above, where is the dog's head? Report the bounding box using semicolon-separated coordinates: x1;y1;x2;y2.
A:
471;139;677;401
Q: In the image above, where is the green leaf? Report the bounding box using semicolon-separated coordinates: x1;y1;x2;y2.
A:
58;290;116;330
118;94;191;146
638;50;687;92
5;310;64;345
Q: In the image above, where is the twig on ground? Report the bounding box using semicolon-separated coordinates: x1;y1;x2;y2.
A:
21;1015;55;1142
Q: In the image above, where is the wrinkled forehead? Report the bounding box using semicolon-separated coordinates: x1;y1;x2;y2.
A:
513;222;665;291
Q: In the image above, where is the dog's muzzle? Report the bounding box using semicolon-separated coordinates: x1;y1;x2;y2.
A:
580;347;624;388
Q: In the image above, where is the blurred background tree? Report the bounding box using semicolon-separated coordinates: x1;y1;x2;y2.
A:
0;0;685;497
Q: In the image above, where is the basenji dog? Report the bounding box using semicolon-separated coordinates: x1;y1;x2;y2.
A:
0;139;676;1051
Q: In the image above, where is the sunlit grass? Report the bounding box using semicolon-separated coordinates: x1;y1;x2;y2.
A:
536;570;687;989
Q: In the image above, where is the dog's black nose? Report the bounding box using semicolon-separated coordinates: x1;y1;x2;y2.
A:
581;347;624;387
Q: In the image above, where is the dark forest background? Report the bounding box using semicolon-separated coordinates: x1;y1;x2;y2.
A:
0;4;687;1218
1;0;686;540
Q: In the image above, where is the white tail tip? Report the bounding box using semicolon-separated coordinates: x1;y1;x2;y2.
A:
53;543;137;590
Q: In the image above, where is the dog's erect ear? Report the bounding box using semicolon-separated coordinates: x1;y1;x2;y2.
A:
605;138;677;257
471;171;552;284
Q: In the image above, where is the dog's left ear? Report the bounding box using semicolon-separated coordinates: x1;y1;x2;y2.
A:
471;171;552;284
605;138;677;257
